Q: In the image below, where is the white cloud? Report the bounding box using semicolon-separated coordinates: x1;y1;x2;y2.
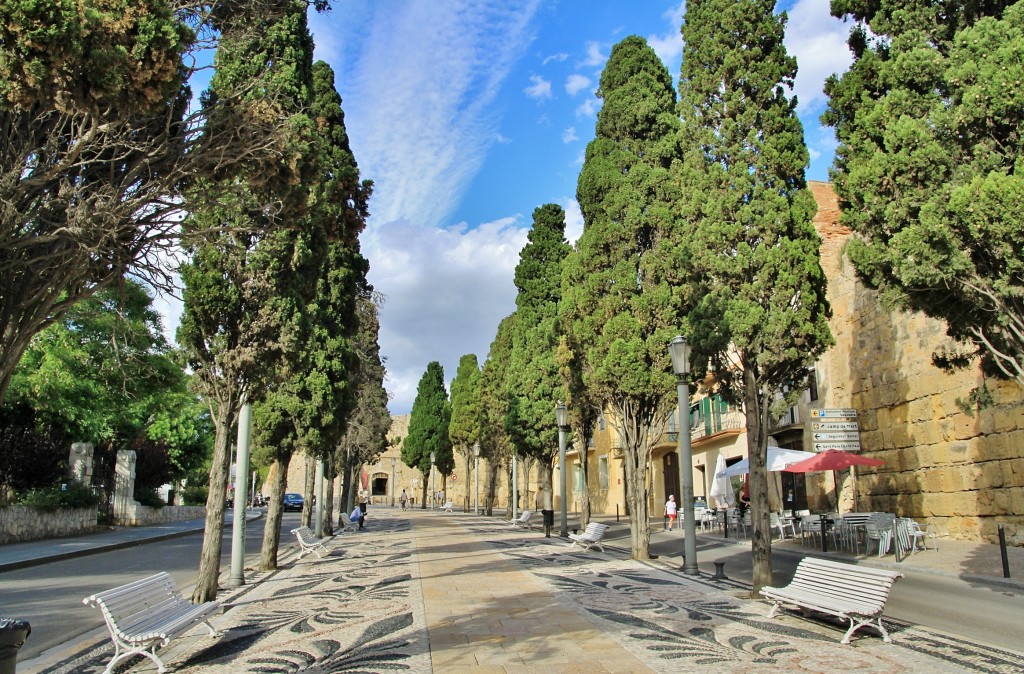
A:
525;74;553;99
562;199;583;244
575;96;600;118
582;41;606;67
565;73;592;96
647;1;685;71
543;52;569;65
314;0;543;231
562;126;578;143
783;0;852;113
364;216;529;414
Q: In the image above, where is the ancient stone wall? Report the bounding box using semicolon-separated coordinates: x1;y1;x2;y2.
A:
0;506;96;544
808;181;1024;544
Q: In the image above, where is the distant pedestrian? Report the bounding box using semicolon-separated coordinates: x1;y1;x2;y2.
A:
400;489;408;510
665;495;677;531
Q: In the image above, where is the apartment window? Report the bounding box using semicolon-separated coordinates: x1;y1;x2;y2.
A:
573;464;584;491
808;366;819;401
598;456;609;489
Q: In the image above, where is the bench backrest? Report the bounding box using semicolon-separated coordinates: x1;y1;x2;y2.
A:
83;572;186;632
790;557;901;611
583;523;608;538
518;510;533;522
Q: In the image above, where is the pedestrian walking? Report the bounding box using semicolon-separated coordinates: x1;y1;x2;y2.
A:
400;489;408;510
665;495;677;531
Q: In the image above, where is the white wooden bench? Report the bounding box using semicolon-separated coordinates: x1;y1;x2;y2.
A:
509;510;534;529
762;557;903;644
291;525;330;559
83;572;220;673
567;522;609;552
338;513;358;533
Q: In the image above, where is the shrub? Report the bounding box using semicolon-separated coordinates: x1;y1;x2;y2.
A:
17;483;100;512
0;407;68;493
133;486;165;509
182;485;208;506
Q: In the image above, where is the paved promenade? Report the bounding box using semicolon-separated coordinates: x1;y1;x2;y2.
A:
18;508;1024;673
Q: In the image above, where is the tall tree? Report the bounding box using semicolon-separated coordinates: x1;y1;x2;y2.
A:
676;0;833;593
480;314;516;516
254;58;372;569
506;204;571;518
402;361;452;508
824;1;1024;401
334;296;390;518
178;0;321;603
563;36;683;559
0;0;300;402
449;354;482;512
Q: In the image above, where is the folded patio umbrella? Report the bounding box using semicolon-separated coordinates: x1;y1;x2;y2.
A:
716;446;817;478
783;449;884;473
708;454;735;508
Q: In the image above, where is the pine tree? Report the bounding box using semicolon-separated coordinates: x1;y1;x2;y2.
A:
562;36;684;559
403;362;452;508
676;0;832;593
824;1;1024;399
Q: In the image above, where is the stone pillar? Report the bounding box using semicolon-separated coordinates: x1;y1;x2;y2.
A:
68;442;94;485
113;450;140;524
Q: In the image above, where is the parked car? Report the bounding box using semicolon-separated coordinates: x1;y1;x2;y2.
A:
283;493;304;511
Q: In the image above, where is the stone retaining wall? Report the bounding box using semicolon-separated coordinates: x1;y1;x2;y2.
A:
114;504;206;527
0;506;96;544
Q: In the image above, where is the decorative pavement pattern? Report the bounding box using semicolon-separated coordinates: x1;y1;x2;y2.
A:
37;511;1024;673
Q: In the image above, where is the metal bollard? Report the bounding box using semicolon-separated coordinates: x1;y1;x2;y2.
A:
711;562;728;581
998;524;1011;579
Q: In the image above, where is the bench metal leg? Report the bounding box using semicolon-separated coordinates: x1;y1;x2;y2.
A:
841;615;892;644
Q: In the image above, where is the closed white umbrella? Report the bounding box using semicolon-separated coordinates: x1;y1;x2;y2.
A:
716;446;817;478
709;454;735;508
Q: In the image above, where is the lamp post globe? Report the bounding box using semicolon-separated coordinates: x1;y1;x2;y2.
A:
669;335;699;575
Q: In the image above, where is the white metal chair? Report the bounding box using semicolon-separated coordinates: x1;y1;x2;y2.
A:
865;513;895;556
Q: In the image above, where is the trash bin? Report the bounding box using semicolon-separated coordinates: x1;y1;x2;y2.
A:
0;619;30;674
541;509;554;537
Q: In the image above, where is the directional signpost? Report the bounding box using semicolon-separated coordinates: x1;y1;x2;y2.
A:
810;409;860;451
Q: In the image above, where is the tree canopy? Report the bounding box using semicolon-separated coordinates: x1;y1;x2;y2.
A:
676;0;833;593
824;0;1024;397
562;35;684;559
403;361;452;505
0;0;300;402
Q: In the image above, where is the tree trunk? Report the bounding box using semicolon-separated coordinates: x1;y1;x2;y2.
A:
192;398;239;603
575;435;592;528
301;455;315;528
420;469;429;509
464;450;473;512
484;456;499;516
744;370;773;596
259;457;289;571
323;455;335;535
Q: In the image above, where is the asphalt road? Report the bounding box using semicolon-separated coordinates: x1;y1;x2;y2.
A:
650;535;1024;653
1;511;302;663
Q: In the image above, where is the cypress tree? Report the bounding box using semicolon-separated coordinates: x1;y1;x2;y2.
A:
676;0;833;593
403;362;452;508
449;354;482;512
506;204;571;514
824;1;1024;399
562;36;683;559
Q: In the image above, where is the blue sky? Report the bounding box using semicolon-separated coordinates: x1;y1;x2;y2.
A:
166;1;853;415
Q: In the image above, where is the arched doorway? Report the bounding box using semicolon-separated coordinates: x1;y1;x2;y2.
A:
663;452;680;504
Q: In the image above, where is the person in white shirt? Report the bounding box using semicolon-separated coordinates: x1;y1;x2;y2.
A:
665;495;678;531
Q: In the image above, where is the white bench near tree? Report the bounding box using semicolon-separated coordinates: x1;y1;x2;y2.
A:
291;525;330;559
83;572;221;674
761;557;903;644
568;522;609;552
509;510;534;529
338;513;358;533
440;501;454;513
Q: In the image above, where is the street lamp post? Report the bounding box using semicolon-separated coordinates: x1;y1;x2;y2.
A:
670;335;698;575
390;457;397;507
556;400;569;538
473;442;481;515
430;451;436;510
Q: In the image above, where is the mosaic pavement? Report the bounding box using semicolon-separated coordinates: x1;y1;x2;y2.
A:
37;511;1024;673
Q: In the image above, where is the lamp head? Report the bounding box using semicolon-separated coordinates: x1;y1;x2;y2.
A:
669;335;691;376
556;400;569;429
